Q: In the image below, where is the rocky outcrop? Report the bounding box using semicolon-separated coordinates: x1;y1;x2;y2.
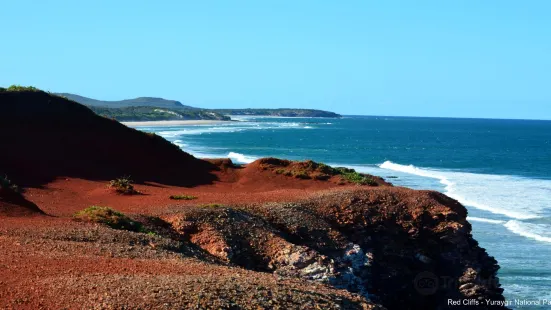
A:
162;187;506;310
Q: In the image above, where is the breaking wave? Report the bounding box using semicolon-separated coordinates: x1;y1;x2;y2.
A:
379;161;551;243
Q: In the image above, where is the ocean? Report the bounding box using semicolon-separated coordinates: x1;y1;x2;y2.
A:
132;115;551;307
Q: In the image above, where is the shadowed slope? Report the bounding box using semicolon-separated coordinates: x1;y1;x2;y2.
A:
0;189;44;217
0;90;216;187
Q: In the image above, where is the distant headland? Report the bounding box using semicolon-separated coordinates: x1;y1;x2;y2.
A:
57;92;342;121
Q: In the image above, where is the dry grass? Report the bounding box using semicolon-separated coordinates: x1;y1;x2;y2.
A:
169;194;197;200
109;176;139;195
74;206;143;231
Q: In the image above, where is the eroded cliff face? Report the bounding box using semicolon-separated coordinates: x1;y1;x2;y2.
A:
163;187;505;310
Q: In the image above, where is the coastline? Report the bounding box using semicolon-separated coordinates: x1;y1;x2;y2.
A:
146;115;551;303
122;120;231;127
0;91;509;309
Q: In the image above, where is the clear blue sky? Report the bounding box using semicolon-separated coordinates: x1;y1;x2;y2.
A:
1;1;550;119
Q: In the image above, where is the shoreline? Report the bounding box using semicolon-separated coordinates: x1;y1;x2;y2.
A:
122;120;231;127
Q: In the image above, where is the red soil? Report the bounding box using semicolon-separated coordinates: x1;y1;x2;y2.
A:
0;189;44;217
0;160;380;309
20;160;358;217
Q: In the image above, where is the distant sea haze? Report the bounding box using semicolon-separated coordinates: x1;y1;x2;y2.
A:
131;115;551;307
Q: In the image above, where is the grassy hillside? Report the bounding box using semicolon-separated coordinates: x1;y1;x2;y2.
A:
211;108;341;118
59;92;342;118
57;93;195;109
89;106;231;121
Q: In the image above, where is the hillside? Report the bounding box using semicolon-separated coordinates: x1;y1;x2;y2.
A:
0;87;216;186
57;93;195;109
89;106;231;121
59;92;342;119
212;108;342;118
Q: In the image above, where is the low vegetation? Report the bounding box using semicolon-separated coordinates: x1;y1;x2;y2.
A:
332;167;378;186
89;106;231;122
264;159;378;186
201;203;223;208
2;85;41;92
109;176;139;195
211;108;341;118
169;194;197;200
0;175;20;193
73;206;144;231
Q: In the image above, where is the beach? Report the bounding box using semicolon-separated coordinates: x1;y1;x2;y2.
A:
122;120;231;127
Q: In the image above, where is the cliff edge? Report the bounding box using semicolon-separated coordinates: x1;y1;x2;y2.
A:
0;89;505;309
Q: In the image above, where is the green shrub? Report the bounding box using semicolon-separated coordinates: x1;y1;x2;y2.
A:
269;160;377;186
201;203;222;208
336;168;377;186
0;175;20;193
169;194;197;200
6;85;40;92
316;163;334;174
109;176;139;195
74;206;143;231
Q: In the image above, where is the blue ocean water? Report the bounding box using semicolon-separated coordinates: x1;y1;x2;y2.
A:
132;115;551;307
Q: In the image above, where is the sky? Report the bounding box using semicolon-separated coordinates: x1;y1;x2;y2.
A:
1;1;550;119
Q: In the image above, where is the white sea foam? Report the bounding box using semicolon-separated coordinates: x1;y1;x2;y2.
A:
379;160;551;243
467;217;506;224
172;140;188;148
157;127;243;137
227;152;258;164
504;221;551;243
152;121;312;138
135;117;551;246
379;161;546;220
202;156;551;244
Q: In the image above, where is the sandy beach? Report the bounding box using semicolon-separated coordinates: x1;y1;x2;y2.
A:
122;120;231;127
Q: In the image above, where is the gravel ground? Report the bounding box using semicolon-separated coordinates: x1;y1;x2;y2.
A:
0;216;379;309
